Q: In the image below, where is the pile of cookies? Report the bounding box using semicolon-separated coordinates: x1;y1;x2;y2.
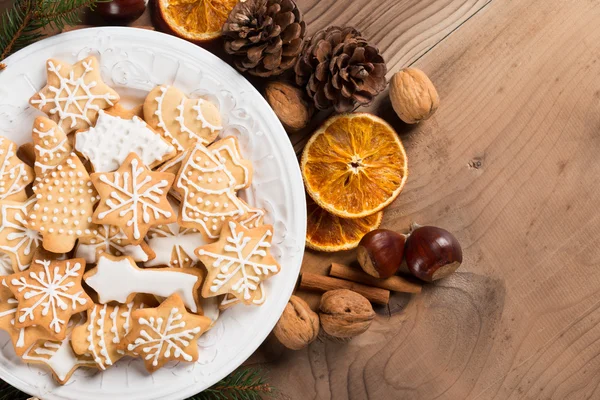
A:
0;56;280;384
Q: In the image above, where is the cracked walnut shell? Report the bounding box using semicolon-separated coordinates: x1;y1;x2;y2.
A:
319;289;375;338
273;295;319;350
389;68;439;124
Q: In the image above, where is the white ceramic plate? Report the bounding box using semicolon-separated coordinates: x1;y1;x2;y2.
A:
0;27;306;400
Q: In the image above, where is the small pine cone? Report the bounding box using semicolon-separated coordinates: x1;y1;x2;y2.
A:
294;26;387;113
223;0;306;77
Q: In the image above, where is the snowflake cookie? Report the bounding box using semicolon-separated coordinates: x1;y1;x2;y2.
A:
75;110;176;173
71;301;145;370
75;224;155;264
120;294;211;373
174;137;254;239
31;116;73;180
0;278;54;356
144;198;208;269
6;257;92;339
0;136;34;202
29;56;120;134
27;153;98;253
91;152;176;244
196;219;280;305
21;315;97;385
0;197;41;273
84;254;204;313
144;85;222;153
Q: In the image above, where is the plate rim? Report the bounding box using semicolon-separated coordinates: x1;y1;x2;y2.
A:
0;26;306;400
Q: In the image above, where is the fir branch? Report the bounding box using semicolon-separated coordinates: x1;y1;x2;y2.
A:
0;380;29;400
188;368;275;400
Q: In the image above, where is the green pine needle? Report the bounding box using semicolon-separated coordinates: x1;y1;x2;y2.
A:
0;0;102;62
0;368;275;400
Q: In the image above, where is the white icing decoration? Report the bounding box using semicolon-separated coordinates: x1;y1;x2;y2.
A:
85;255;199;312
30;59;118;129
154;86;184;152
11;259;88;334
0;197;41;271
127;307;200;367
0;137;32;200
75;110;175;172
176;98;222;143
75;225;151;263
95;157;172;240
220;282;266;308
197;221;278;301
145;199;207;268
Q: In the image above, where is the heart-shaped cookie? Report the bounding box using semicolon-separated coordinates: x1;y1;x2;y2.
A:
144;85;222;154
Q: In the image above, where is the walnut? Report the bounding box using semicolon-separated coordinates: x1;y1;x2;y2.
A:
389;68;439;124
319;289;375;338
273;295;319;350
264;81;314;131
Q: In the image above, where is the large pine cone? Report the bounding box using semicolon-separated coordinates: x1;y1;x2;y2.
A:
295;27;387;112
223;0;306;77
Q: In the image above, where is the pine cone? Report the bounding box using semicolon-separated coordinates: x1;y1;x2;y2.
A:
294;27;387;112
223;0;306;77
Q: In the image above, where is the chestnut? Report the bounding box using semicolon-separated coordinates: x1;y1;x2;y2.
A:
404;225;462;282
357;229;406;279
94;0;147;22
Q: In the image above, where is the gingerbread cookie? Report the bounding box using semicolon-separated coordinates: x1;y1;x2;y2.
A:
75;224;155;264
21;315;97;385
144;85;222;153
0;137;34;202
27;153;98;253
29;56;120;134
84;254;203;313
31;116;72;179
144;198;208;268
196;219;279;304
75;110;176;173
6;257;92;339
91;153;176;243
120;294;211;373
174;138;253;239
0;278;54;356
0;197;41;272
71;301;144;370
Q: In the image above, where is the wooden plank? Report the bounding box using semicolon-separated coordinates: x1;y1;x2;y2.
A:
258;0;600;398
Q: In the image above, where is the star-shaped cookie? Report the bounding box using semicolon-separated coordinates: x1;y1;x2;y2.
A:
0;197;41;272
6;257;93;339
195;219;280;305
91;153;176;243
119;294;211;372
29;56;120;134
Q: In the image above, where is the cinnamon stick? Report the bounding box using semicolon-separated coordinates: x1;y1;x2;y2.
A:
300;272;390;305
330;263;422;294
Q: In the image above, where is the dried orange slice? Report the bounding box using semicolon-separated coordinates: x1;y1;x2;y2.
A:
158;0;238;42
306;196;383;252
301;113;408;218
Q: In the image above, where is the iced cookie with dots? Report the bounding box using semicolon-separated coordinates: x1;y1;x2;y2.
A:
31;116;73;180
144;85;222;154
196;219;280;305
71;301;145;370
174;138;254;239
29;56;120;134
0;137;34;202
27;153;98;253
75;224;155;264
0;277;54;356
21;314;97;385
144;198;208;269
91;153;176;244
6;257;92;340
0;197;41;273
75;110;176;173
119;294;211;373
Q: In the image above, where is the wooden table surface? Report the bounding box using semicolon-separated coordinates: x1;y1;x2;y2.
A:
2;0;600;399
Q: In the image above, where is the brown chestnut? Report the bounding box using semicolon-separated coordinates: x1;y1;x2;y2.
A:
94;0;147;22
405;225;462;282
357;229;406;279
